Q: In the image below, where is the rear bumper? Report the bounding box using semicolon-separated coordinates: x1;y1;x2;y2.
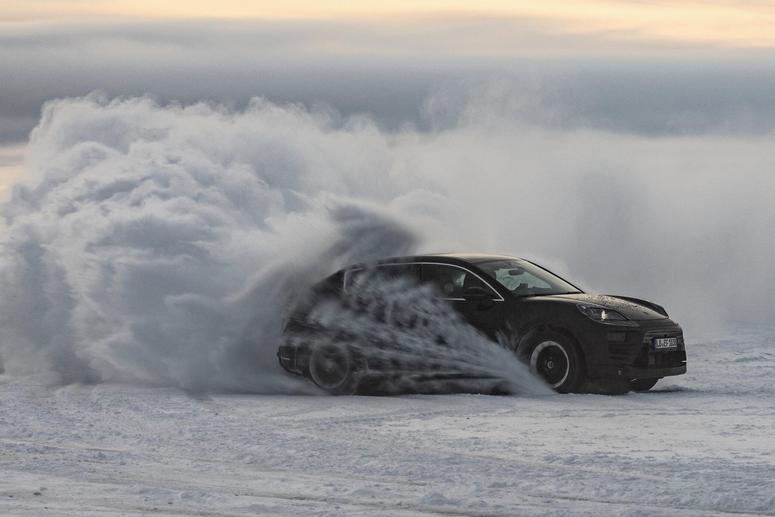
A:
277;345;305;375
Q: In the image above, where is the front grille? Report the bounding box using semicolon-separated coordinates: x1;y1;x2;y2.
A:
640;350;686;368
608;326;686;369
608;343;634;363
632;327;686;369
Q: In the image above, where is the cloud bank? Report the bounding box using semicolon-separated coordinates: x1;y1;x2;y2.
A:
3;18;775;145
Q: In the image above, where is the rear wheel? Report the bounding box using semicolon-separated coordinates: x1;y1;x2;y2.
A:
525;331;584;393
630;378;659;392
307;343;359;395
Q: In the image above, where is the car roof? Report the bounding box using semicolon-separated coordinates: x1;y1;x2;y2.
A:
357;253;524;268
422;253;523;264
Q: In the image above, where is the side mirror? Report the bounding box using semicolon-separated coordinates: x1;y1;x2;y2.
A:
462;286;494;301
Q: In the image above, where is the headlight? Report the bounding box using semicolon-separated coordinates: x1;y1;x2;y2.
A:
577;304;638;326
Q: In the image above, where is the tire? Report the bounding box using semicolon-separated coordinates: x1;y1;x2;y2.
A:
307;343;359;395
524;330;585;393
630;378;659;392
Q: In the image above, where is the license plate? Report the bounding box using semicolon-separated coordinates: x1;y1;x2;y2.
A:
653;337;678;351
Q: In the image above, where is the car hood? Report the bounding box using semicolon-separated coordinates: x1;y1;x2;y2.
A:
538;293;668;320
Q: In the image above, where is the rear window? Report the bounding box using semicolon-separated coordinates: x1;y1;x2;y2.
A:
344;264;420;291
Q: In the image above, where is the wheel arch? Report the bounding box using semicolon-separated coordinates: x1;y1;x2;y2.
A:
515;322;587;372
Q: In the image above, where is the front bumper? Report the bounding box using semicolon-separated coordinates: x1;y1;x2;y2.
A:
588;320;687;380
597;363;687;380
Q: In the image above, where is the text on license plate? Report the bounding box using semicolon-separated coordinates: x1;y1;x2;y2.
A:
653;337;678;350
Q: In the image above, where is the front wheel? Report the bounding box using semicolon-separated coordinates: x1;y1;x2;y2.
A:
630;378;659;392
526;331;585;393
307;343;359;395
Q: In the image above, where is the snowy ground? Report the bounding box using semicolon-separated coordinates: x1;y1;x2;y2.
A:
1;328;774;516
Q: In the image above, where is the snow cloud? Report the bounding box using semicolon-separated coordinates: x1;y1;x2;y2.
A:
0;95;425;390
1;92;773;390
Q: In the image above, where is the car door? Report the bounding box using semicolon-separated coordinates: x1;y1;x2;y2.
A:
420;263;506;340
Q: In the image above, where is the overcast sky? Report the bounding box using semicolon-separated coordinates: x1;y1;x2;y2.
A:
2;2;775;163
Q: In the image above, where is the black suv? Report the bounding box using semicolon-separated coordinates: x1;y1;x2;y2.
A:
278;253;686;394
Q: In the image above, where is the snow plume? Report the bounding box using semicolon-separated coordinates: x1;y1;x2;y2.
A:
0;95;427;392
305;275;551;395
2;90;775;391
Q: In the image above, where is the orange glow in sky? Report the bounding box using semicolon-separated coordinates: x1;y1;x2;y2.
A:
3;0;775;49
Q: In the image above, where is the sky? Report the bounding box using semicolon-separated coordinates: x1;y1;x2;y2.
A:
4;1;775;47
2;1;775;191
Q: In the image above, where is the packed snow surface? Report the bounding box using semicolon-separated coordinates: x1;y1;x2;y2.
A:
1;328;773;516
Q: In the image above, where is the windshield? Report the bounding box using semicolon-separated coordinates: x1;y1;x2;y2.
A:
475;259;581;297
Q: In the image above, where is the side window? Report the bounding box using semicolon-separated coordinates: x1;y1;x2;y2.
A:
345;264;420;291
421;264;492;299
493;267;550;292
